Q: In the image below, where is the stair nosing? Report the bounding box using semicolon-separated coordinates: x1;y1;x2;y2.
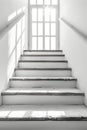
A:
15;68;72;71
0;116;87;121
21;54;65;57
24;50;63;52
2;92;84;96
10;77;77;81
19;60;68;63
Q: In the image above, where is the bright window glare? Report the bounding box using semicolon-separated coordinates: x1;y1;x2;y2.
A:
45;23;50;35
38;23;43;35
32;8;37;21
45;7;50;21
51;23;56;35
52;0;58;5
44;0;50;5
51;8;56;21
45;37;50;50
51;37;56;50
38;8;43;21
38;37;43;50
32;37;37;50
37;0;43;5
30;0;36;5
32;23;37;36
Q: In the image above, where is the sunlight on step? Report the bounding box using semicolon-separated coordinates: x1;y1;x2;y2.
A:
48;111;65;118
31;111;46;118
0;111;10;118
8;111;26;118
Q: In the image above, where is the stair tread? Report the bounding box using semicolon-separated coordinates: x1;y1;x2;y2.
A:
2;88;84;96
0;105;87;121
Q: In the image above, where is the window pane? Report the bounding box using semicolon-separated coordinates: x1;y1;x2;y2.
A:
38;37;43;50
51;37;56;50
45;23;50;35
32;8;37;21
51;8;56;21
32;37;37;50
52;0;58;5
45;37;50;50
38;8;43;21
38;23;43;36
32;23;37;36
51;23;56;35
30;0;36;5
44;0;50;5
37;0;43;5
45;7;50;21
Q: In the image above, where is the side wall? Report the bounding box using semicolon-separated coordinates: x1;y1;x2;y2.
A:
0;0;28;105
60;0;87;104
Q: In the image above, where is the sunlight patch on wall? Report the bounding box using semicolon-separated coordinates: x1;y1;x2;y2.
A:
7;7;26;80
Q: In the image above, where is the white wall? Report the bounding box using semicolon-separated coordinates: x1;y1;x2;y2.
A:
0;0;28;105
60;0;87;105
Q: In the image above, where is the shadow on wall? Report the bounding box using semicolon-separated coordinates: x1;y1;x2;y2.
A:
7;7;26;81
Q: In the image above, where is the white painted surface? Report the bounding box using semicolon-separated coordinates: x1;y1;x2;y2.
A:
3;95;84;105
15;69;72;77
0;0;28;105
21;55;65;61
10;78;76;88
0;105;87;129
60;0;87;105
23;51;63;55
19;61;68;68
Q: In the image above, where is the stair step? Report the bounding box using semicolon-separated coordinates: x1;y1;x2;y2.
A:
9;77;77;88
21;54;65;61
2;88;84;105
0;105;87;121
15;68;72;77
23;50;63;55
18;60;68;68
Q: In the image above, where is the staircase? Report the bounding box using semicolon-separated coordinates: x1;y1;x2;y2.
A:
0;50;87;130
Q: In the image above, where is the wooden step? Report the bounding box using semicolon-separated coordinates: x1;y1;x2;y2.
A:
2;88;84;105
9;77;77;88
15;68;72;77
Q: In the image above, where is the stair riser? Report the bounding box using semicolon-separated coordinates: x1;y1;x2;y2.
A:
10;80;76;88
2;95;84;105
21;56;65;61
15;70;72;77
19;62;68;68
24;52;63;55
0;121;87;130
